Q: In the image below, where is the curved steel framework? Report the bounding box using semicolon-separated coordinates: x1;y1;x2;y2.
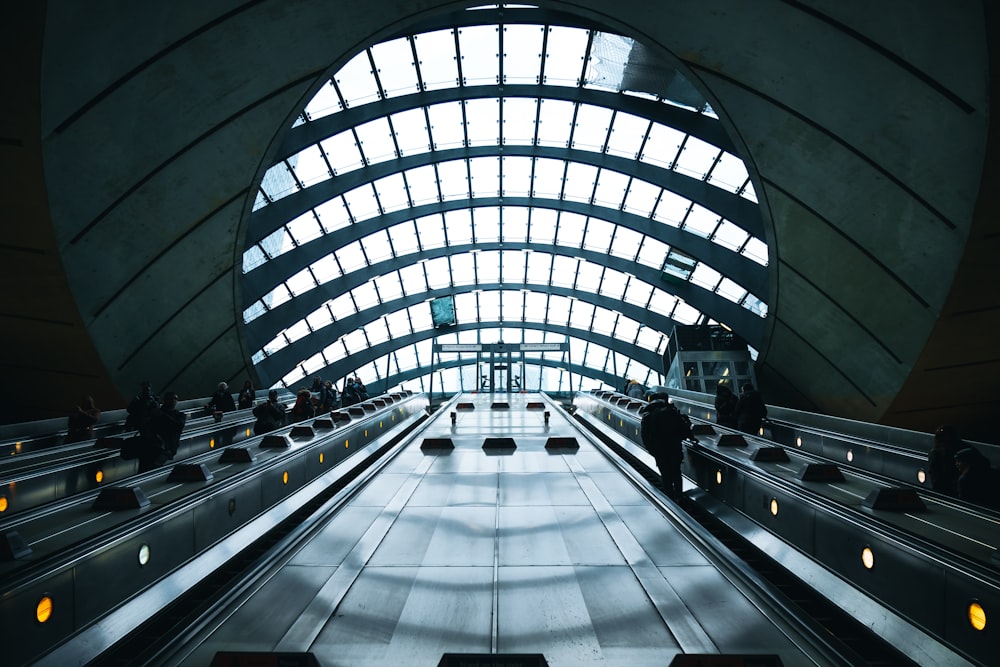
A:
240;11;769;394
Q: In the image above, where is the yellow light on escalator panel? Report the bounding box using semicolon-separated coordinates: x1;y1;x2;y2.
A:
246;428;251;437
861;547;875;570
796;437;802;447
968;601;986;631
715;470;723;485
917;469;926;484
345;439;349;449
847;449;854;463
769;498;779;516
210;438;215;448
282;471;289;485
379;420;383;428
319;452;324;464
0;496;7;512
36;596;53;623
95;470;104;484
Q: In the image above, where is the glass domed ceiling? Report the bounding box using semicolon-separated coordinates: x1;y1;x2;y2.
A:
240;8;768;395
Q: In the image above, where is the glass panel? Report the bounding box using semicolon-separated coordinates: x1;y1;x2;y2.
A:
336;50;380;109
469;156;500;198
501;206;529;242
524;292;547;321
320;131;364;175
392;108;430;157
465;98;500;146
443;208;473;245
342;328;369;354
675;135;720;180
243;245;267;273
543;26;588;87
315;197;352;233
562;162;598;203
606;112;649;160
436;160;469;200
716;277;747;304
458;25;499;86
709;152;749;193
501;289;523;322
413;29;458;92
351;282;379;310
690;263;721;290
550;256;577;287
531;158;565;197
546;294;571;322
375;272;404;302
609;226;641;260
574;260;601;293
569;300;595;330
260;162;296;202
290;144;331;189
303;80;342;121
572;105;613;152
592;169;629;208
354;116;396;165
712;219;750;252
427;102;466;150
342;183;380;223
555;211;586;248
582;217;614;253
398;263;426;294
312;255;340;285
743;237;768;266
388;220;418;254
404;164;439;206
526;251;552;281
652;190;691;227
425;256;453;289
528;208;557;243
583;32;632;92
362;230;393;265
636;236;668;269
502;156;532;196
535;99;574;148
683;204;721;239
502;98;538;145
375;172;410;213
335;240;368;274
503;24;543;84
623;179;660;217
371;37;418;98
476;250;501;283
640;123;685;169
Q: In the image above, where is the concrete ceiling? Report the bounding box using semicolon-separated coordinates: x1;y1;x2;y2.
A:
3;1;998;443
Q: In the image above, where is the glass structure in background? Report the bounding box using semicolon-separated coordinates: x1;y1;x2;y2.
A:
240;7;769;396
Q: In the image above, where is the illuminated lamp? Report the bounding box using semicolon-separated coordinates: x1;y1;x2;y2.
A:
36;596;53;624
289;425;314;439
259;434;292;448
861;546;875;570
92;486;150;511
491;402;511;409
862;487;926;511
167;463;214;482
421;438;455;450
691;424;716;436
916;469;926;484
717;434;747;447
968;601;986;631
751;447;790;462
0;530;32;560
544;437;579;450
797;464;845;482
769;499;779;516
210;652;321;667
483;437;517;449
138;543;151;566
0;496;7;512
219;447;257;463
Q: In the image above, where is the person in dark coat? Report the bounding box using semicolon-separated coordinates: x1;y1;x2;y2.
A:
714;383;738;428
640;393;696;499
927;425;961;495
66;396;101;444
734;383;767;435
252;389;287;435
207;381;236;414
124;381;158;432
137;391;186;472
290;389;316;422
954;447;999;509
237;379;255;410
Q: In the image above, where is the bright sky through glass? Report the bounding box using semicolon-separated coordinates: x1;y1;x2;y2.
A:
244;18;767;394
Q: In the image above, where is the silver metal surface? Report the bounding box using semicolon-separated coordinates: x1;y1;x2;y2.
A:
172;393;834;666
